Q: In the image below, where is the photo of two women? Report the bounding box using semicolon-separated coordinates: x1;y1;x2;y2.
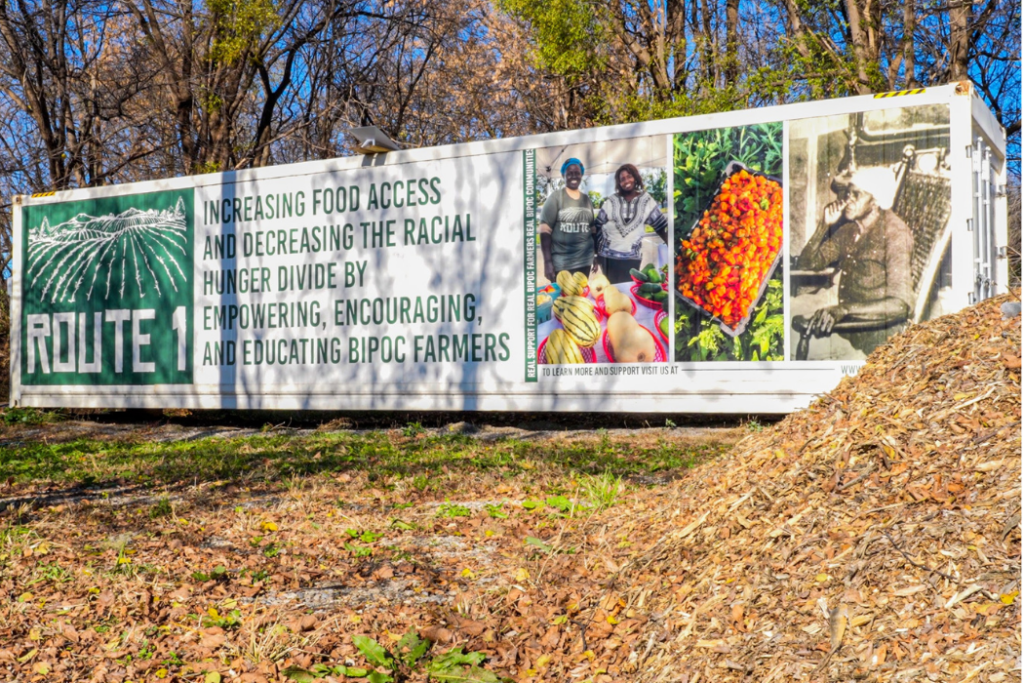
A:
534;136;669;285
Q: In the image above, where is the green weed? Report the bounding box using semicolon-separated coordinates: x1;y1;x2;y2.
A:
149;497;173;519
484;502;508;519
1;407;58;426
579;472;623;510
436;502;471;518
30;561;72;585
202;607;242;629
284;630;498;682
191;565;228;582
402;422;425;437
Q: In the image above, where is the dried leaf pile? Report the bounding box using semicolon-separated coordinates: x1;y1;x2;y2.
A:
604;296;1022;682
0;296;1019;683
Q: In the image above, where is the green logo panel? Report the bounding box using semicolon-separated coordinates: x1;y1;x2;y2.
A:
21;190;194;385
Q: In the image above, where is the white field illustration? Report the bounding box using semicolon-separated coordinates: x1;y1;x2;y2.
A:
27;197;188;304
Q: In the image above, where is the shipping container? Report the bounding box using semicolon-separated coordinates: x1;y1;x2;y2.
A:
9;82;1009;412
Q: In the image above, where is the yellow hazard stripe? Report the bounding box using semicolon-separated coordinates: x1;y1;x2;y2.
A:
30;191;56;198
874;88;926;99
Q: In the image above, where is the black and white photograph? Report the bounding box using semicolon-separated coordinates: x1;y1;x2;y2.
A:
789;104;954;361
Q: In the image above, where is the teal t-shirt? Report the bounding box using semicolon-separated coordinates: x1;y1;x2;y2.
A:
540;189;595;271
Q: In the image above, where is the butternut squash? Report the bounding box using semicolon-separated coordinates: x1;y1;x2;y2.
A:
589;272;610;297
602;286;632;315
606;311;657;363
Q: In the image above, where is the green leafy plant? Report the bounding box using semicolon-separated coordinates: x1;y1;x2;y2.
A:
191;565;228;582
149;497;173;519
389;518;417;531
354;634;397;680
343;541;373;558
544;494;589;517
201;607;242;629
402;422;425;437
30;561;71;585
1;407;56;426
346;529;384;543
426;647;500;682
545;495;573;514
162;651;184;667
642;168;668;206
484;503;508;519
436;502;471;518
285;629;498;682
524;536;554;554
521;499;544;512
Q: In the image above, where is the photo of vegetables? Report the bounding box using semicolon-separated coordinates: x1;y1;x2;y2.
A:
530;136;672;368
673;124;785;362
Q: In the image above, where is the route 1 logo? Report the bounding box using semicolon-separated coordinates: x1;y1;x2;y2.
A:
22;190;194;385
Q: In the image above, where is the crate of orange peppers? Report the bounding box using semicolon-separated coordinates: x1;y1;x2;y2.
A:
675;161;783;337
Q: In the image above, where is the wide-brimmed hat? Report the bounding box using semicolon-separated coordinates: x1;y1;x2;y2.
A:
831;166;897;210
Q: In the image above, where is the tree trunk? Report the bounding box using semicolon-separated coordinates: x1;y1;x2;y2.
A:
901;0;915;87
843;0;874;94
948;0;970;81
725;0;740;85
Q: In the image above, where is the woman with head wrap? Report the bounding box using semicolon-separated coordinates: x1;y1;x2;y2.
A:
594;164;668;283
539;158;596;283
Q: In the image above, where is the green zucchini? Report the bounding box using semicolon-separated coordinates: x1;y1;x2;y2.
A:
638;283;663;296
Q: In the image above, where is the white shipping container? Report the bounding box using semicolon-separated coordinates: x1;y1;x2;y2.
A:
9;83;1009;412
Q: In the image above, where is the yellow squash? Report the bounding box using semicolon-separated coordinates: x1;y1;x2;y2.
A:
556;270;589;297
589;272;610;297
553;296;600;348
544;328;585;364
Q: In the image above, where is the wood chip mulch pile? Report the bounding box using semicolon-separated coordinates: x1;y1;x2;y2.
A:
586;294;1021;682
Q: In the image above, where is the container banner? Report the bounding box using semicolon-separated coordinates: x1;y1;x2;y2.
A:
12;93;975;411
191;156;519;391
672;124;785;362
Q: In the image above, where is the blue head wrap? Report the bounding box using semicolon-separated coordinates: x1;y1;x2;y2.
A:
560;158;585;176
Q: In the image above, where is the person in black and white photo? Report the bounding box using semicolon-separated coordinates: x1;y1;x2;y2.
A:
794;166;913;354
788;105;953;361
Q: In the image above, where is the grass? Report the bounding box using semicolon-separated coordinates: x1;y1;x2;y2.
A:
578;472;623;510
0;429;732;491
